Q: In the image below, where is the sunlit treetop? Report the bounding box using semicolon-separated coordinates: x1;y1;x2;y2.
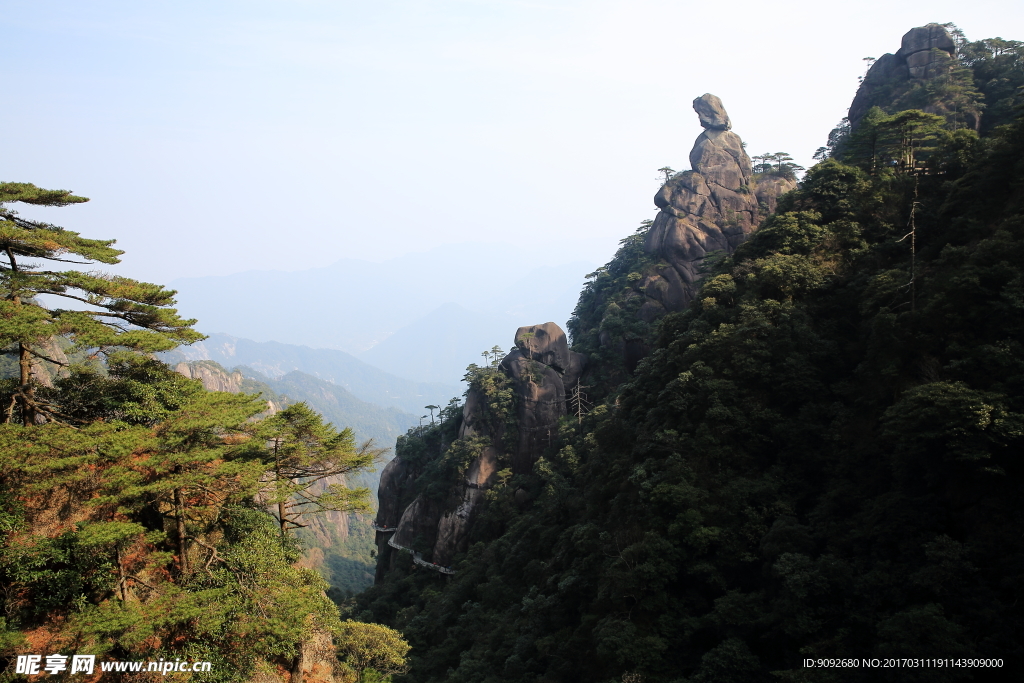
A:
1;181;204;425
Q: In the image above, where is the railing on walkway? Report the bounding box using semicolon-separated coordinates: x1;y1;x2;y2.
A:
386;535;456;575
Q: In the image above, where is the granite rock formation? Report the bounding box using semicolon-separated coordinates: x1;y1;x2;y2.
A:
641;94;796;316
374;97;790;580
374;322;584;572
847;24;974;131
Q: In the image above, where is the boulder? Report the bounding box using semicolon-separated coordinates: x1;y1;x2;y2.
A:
514;322;586;389
693;93;731;130
897;24;955;59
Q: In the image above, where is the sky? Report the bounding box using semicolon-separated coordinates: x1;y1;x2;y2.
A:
4;0;1023;284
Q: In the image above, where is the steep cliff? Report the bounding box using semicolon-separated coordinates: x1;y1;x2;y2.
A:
848;24;972;130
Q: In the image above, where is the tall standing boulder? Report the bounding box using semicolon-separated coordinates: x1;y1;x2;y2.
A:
642;94;795;313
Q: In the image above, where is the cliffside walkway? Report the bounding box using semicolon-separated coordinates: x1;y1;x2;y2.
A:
387;535;456;575
372;523;396;533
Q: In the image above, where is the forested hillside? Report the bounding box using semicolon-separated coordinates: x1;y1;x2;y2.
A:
171;359;418;597
356;25;1024;683
0;183;410;682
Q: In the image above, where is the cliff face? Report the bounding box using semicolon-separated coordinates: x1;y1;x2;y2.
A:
175;360;283;412
374;322;584;573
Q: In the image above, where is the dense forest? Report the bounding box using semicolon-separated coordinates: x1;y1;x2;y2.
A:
355;28;1024;682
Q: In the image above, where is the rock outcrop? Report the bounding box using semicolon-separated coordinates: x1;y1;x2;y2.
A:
847;24;974;131
374;322;584;572
175;361;247;393
641;94;795;315
374;97;791;581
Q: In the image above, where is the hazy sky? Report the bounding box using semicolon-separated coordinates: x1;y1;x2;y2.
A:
5;1;1022;283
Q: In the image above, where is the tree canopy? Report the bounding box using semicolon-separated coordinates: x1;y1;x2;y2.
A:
1;182;202;425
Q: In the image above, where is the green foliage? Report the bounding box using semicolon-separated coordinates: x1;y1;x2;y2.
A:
0;182;203;425
40;351;207;425
336;620;411;681
359;101;1024;682
257;402;384;535
841;107;947;173
1;330;394;680
568;220;658;394
751;152;805;180
955;35;1024;134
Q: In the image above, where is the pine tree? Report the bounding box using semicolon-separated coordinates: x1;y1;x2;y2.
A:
0;183;203;425
256;403;385;538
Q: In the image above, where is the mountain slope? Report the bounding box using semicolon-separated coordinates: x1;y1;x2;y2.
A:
161;333;459;415
355;26;1024;683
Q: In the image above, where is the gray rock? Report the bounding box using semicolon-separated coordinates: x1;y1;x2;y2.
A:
689;130;751;188
848;24;961;130
897;24;955;59
693;93;731;130
466;445;500;488
514;322;586;389
391;494;441;551
374;455;411;529
432;486;485;566
500;349;566;473
642;94;794;321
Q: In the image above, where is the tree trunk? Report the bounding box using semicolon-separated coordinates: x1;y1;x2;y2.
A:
18;342;35;426
290;649;304;683
172;487;189;574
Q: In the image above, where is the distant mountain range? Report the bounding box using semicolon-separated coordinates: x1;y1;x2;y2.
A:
161;333;461;416
168;242;596;385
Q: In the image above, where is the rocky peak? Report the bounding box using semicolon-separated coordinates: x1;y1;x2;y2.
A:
693;93;731;130
514;322;585;389
374;322;584;572
641;95;794;315
848;24;968;130
897;24;955;75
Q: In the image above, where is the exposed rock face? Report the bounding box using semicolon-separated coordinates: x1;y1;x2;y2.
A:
245;628;347;683
692;93;731;130
29;338;69;387
848;24;964;130
174;360;282;413
391;495;442;550
642;94;795;313
376;99;791;579
175;361;245;393
508;323;586;472
375;322;584;573
375;456;413;529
